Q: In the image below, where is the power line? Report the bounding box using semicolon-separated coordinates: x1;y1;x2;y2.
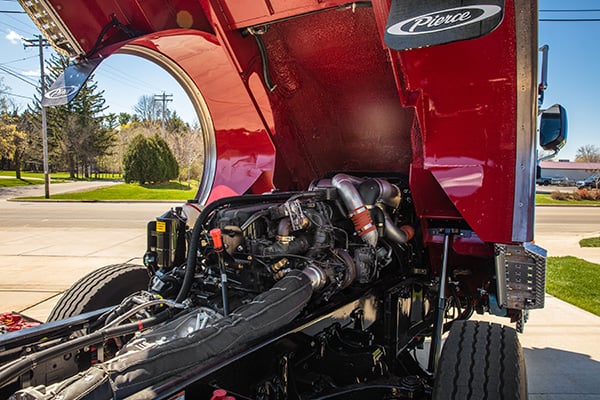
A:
0;64;38;87
0;55;38;65
99;63;164;93
540;18;600;22
540;9;600;13
0;10;24;13
3;91;33;100
0;18;38;37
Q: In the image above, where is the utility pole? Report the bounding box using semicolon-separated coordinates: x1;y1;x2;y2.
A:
153;92;173;137
24;35;50;198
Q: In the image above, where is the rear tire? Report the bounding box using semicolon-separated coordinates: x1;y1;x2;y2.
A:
433;320;527;400
47;263;150;322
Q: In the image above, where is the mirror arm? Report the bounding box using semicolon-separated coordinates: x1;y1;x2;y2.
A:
537;149;559;163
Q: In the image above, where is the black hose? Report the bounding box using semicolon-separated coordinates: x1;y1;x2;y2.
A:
176;191;321;302
0;311;171;389
309;384;405;400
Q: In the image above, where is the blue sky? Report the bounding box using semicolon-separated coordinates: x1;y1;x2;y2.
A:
1;1;599;161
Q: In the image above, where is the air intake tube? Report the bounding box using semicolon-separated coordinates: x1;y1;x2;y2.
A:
329;174;413;247
331;174;378;246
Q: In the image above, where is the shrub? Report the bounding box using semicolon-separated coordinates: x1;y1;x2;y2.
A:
550;190;571;201
574;189;600;201
123;134;179;184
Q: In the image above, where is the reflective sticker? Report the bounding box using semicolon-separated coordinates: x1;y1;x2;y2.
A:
156;221;167;233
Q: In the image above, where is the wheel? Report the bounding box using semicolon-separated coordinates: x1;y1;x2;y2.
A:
47;263;150;322
432;320;527;400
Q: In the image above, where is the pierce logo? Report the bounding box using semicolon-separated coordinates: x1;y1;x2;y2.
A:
387;5;502;36
45;85;79;99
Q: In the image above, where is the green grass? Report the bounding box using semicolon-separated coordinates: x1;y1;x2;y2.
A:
536;193;600;205
579;237;600;248
0;178;43;187
547;256;600;316
20;181;198;201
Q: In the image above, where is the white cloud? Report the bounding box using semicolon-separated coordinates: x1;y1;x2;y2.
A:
21;70;40;77
6;30;24;45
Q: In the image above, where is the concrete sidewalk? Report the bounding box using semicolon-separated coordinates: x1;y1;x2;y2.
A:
0;180;120;200
536;232;600;264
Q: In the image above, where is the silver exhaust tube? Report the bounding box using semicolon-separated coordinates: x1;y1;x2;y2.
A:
331;174;378;247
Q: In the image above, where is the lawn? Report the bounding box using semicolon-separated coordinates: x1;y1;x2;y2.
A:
536;193;600;205
0;178;42;187
21;181;198;201
580;237;600;248
547;256;600;316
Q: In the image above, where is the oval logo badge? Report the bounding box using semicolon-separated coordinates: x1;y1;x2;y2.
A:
387;5;502;36
45;85;79;100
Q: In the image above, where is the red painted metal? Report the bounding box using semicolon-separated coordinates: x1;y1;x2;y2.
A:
0;312;40;333
38;0;531;246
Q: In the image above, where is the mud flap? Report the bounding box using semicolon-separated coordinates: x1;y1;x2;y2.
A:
384;0;505;51
42;58;102;106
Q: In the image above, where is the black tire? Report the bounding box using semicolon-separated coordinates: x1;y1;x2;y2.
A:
433;320;527;400
47;263;150;322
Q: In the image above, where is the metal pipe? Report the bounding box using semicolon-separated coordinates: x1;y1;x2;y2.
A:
331;174;378;246
428;233;452;373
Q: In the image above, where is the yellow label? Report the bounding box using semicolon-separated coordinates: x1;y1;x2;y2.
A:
156;221;167;232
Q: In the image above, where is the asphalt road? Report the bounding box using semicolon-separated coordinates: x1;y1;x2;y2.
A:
534;206;600;263
536;206;600;234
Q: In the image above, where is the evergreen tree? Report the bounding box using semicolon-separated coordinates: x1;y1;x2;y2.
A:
30;54;116;178
123;134;179;184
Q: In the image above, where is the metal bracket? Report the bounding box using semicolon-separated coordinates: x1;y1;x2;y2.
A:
495;243;546;310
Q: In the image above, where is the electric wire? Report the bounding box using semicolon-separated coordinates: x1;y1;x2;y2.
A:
540;9;600;12
540;18;600;22
0;64;38;87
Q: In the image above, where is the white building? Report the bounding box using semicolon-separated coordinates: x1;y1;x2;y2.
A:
539;160;600;181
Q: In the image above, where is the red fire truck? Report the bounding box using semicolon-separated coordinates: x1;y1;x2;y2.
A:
0;1;566;399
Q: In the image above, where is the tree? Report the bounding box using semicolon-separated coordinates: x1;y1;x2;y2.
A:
123;134;179;184
0;112;28;178
0;115;25;165
0;78;15;112
575;145;600;164
134;95;161;123
166;122;203;188
33;54;116;178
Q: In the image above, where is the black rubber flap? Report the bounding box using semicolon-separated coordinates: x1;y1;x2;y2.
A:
384;0;505;51
42;58;102;106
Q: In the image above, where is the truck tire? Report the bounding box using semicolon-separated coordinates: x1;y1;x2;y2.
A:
432;320;527;400
47;263;150;322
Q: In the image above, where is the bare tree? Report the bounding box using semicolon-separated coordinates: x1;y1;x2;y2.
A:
575;145;600;163
133;95;161;123
166;124;203;189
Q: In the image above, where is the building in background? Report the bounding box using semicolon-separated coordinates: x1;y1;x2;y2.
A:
539;160;600;184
